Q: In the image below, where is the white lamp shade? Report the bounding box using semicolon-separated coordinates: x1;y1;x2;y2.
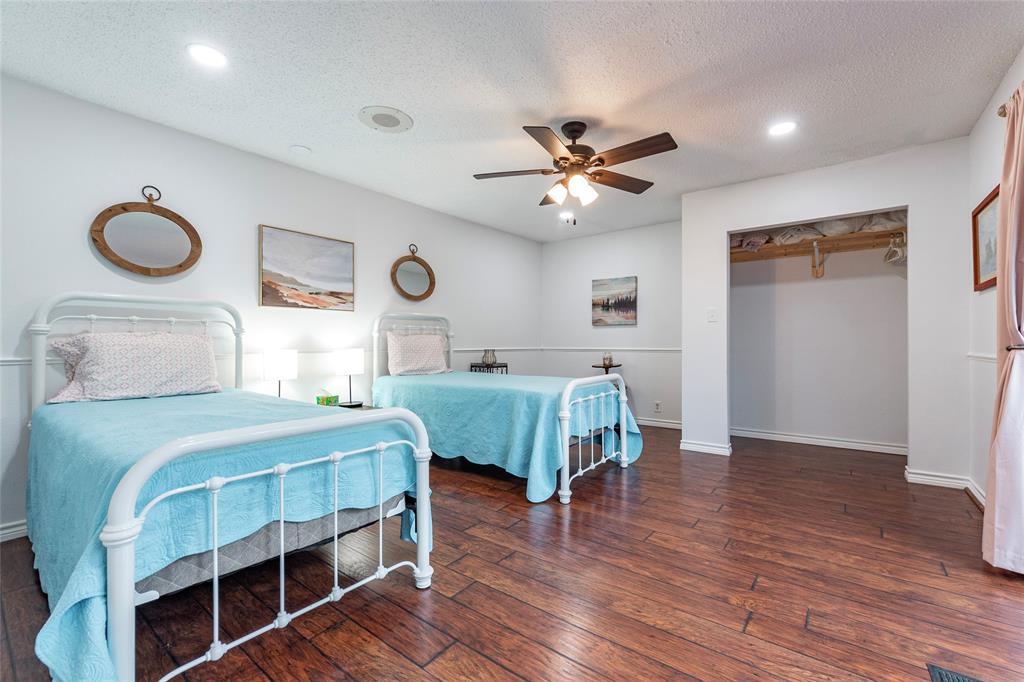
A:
577;182;599;206
263;348;298;381
334;348;365;376
565;173;589;196
546;181;568;205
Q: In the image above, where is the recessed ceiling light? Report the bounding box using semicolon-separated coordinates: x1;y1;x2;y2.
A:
768;121;797;137
187;43;227;69
358;106;414;133
289;144;312;155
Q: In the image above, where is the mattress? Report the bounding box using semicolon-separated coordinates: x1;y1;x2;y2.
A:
136;493;405;595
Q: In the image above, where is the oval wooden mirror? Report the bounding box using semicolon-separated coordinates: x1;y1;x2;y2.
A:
391;244;435;301
90;186;202;277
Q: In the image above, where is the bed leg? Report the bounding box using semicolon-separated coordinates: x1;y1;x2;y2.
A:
101;521;142;682
618;389;629;468
413;447;434;589
558;410;571;504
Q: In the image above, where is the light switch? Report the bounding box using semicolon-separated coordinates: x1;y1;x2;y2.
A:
706;307;719;323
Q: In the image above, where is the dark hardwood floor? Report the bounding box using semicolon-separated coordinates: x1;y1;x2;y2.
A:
3;428;1023;681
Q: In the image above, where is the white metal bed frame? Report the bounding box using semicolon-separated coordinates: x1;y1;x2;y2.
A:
30;293;433;681
371;312;629;504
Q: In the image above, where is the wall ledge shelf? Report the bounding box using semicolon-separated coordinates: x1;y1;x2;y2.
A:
730;227;906;264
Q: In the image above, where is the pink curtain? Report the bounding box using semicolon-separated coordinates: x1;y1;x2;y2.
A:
983;83;1024;573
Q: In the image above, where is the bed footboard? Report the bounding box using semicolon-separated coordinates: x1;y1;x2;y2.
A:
557;373;629;504
99;408;433;682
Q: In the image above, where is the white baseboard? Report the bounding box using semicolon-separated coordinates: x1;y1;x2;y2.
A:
680;439;732;456
636;418;682;430
966;478;986;507
730;427;907;456
904;467;973;490
1;520;27;542
905;469;987;508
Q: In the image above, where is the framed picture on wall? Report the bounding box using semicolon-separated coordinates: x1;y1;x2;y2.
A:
259;225;355;310
972;185;999;292
592;276;637;326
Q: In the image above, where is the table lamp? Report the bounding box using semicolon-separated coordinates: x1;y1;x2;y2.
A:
264;348;298;397
334;348;365;408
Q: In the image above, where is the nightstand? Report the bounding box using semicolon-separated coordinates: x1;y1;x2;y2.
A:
470;363;508;374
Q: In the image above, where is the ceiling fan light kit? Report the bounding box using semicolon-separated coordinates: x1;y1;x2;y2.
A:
577;183;599;206
546;179;569;205
474;120;677;210
567;173;589;197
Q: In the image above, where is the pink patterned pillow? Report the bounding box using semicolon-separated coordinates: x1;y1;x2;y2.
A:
386;332;448;376
48;332;221;403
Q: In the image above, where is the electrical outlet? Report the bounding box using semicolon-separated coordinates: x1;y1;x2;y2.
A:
654;401;663;413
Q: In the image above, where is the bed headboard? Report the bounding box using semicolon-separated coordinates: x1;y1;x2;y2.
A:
372;313;454;382
29;291;245;411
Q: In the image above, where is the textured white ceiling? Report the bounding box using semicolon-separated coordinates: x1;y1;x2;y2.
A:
3;1;1024;242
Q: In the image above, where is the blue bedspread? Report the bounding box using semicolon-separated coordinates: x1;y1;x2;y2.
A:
27;390;424;681
373;372;642;502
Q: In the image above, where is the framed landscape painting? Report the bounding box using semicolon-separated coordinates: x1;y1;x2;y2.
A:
259;225;354;310
972;186;998;292
592;275;637;326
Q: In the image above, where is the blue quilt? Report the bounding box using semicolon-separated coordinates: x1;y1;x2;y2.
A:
373;371;642;502
27;390;425;682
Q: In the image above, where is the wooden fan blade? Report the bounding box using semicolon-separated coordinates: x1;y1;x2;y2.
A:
539;193;556;206
587;169;654;194
523;126;575;162
593;132;677;168
474;169;555;179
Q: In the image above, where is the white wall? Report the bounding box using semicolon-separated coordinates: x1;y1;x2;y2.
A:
966;45;1024;502
0;77;545;533
681;138;971;479
729;249;908;452
538;221;681;427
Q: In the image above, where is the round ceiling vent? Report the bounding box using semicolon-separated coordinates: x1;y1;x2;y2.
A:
358;106;414;133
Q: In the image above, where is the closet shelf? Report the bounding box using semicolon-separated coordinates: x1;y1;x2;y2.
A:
730;227;906;264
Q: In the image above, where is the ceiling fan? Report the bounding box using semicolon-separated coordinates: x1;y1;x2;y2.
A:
473;121;677;207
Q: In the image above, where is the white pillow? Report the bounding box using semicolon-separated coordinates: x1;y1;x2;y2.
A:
48;332;221;403
386;332;448;376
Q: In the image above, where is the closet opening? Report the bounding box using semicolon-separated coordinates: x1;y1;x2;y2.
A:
727;208;909;457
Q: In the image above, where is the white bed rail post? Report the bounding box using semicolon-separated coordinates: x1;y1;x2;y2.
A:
99;521;143;681
232;328;244;389
413;444;434;588
616;374;629;468
28;322;50;413
557;410;572;505
372;326;382;383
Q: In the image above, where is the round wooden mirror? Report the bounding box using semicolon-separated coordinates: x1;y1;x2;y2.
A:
390;244;435;301
90;186;202;277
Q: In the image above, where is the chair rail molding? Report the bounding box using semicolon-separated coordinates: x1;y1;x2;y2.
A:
967;351;997;363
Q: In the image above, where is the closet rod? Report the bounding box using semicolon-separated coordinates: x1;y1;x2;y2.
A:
1009;344;1023;351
